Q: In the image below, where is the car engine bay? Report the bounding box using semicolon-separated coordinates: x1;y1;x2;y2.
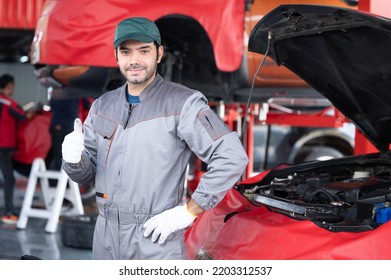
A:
238;155;391;232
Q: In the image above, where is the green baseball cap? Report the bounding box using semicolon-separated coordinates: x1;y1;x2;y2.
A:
114;17;161;48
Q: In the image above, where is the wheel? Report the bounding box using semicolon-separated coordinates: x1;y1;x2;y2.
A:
303;146;344;162
0;254;41;260
60;215;97;249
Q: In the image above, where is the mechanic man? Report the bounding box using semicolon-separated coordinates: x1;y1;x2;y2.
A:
61;17;248;259
0;74;34;224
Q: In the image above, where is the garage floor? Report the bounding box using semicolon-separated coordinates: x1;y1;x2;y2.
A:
0;175;96;260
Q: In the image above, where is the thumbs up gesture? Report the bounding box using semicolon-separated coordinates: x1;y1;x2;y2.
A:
62;118;85;163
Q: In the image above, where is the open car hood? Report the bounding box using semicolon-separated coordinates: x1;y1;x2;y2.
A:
249;5;391;152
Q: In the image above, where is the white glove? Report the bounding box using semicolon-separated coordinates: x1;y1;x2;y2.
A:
143;204;197;245
62;118;85;163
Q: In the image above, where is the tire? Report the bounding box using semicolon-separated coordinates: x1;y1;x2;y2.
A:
79;185;96;205
303;146;344;162
60;215;97;249
0;254;41;260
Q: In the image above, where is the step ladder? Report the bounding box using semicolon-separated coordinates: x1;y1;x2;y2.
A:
17;158;84;233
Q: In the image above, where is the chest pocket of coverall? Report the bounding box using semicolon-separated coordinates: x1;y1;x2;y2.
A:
91;114;117;168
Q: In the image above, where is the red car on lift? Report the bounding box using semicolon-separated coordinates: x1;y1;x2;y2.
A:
185;4;391;259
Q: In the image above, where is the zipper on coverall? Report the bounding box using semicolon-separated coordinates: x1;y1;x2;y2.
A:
96;104;134;199
124;104;133;129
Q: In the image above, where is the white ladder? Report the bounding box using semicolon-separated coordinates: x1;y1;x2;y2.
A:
17;158;84;233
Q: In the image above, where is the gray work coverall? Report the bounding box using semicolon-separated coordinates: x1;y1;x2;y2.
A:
63;75;248;259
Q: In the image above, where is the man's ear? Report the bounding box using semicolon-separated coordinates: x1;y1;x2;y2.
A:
114;48;118;62
157;45;164;63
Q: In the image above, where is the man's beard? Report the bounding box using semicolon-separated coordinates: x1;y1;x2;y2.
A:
123;63;157;85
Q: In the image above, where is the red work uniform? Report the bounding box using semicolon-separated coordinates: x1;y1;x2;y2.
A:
0;92;26;215
0;93;26;150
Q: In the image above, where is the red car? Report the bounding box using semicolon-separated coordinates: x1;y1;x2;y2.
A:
185;4;391;260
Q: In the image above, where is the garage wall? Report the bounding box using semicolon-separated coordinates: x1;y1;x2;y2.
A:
0;62;48;106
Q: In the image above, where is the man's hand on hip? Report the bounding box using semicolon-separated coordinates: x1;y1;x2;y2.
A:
143;204;197;245
62;118;85;163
